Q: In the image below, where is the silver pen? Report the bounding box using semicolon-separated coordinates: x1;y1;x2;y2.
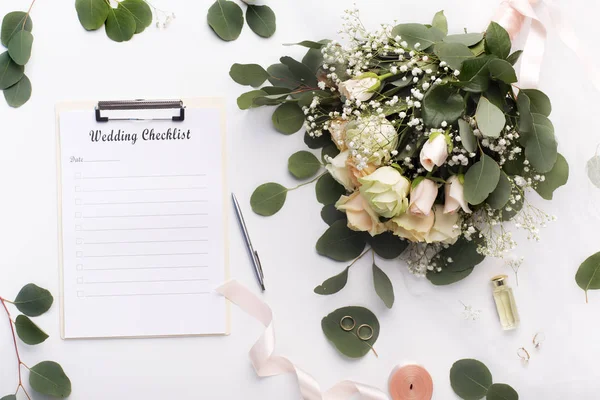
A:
231;193;265;291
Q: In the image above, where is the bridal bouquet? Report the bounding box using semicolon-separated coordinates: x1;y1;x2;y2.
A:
231;9;568;291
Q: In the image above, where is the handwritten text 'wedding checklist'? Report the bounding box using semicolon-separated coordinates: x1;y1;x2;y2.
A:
57;102;228;339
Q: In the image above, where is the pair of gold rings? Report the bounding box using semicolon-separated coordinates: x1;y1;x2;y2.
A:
340;315;374;341
517;332;546;362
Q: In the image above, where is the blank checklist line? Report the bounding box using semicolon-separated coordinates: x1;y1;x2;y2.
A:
80;187;207;193
84;292;210;298
84;239;209;245
82;213;208;218
82;265;209;271
81;226;208;232
84;252;208;258
83;278;209;284
82;160;120;163
81;200;208;206
81;174;207;179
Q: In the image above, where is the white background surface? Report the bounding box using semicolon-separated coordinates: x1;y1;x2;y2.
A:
0;0;599;399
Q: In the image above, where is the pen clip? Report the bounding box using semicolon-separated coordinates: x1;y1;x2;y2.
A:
254;250;264;280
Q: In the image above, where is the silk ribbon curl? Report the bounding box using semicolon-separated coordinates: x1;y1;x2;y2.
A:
493;0;600;91
217;280;389;400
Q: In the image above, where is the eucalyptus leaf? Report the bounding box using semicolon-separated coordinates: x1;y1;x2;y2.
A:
487;59;517;84
75;0;109;31
587;154;600;189
535;153;568;200
305;130;332;149
0;395;16;400
458;56;493;93
229;63;269;87
390;76;412;88
521;89;551;117
506;50;523;66
369;232;408;259
4;74;31;108
316;173;346;205
444;33;484;46
576;252;600;303
207;0;244;42
105;7;136;42
475;96;505;138
422;84;465;128
237;89;266;110
427;266;474;285
458;119;477;153
439;236;485;272
485;22;511;59
314;267;349;295
267;63;300;89
321;204;346;226
272;103;304;134
280;56;317;87
502;193;523;221
321;144;340;163
391;23;436;50
29;361;72;398
321;306;379;358
487;383;519;400
522;113;557;174
487;172;511;209
0;52;24;90
13;284;53;317
450;359;493;400
1;12;32;47
119;0;153;34
15;315;49;345
8;30;33;65
432;10;448;35
464;154;501;205
285;40;325;49
288;151;321;179
373;263;394;308
246;5;276;38
433;42;473;70
503;150;525;176
469;40;485;56
316;220;366;262
303;47;325;73
516;92;533;133
250;183;287;216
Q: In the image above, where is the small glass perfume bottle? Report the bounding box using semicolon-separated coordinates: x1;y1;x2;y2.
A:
491;275;520;330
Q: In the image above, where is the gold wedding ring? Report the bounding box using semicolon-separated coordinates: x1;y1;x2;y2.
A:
517;347;530;362
533;332;545;348
357;324;374;341
340;316;356;331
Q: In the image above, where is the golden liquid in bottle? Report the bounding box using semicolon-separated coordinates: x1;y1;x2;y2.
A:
491;275;520;330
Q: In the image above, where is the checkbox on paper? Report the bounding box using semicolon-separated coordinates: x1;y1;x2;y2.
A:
76;251;83;258
77;277;83;284
76;264;83;271
75;212;82;218
75;225;81;231
77;291;84;298
75;199;82;205
76;238;83;244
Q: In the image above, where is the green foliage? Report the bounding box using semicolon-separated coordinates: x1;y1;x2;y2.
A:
288;151;321;179
229;63;269;87
587;154;600;189
440;237;485;272
15;315;48;345
120;0;153;34
237;89;266;110
372;263;394;308
521;89;551;116
369;232;408;259
272;103;304;134
75;0;109;30
458;119;477;153
487;59;517;84
422;84;465;128
432;11;448;35
450;359;493;400
207;0;244;41
391;23;436;50
427;267;474;286
521;113;558;173
77;0;155;41
246;5;276;38
316;220;367;262
250;183;287;216
486;172;511;209
576;251;600;303
464;154;501;205
535;153;568;200
29;361;72;398
433;42;473;70
457;56;494;92
475;96;506;138
315;173;346;205
321;204;346;226
0;395;16;400
444;33;484;46
280;56;317;87
314;267;349;295
1;12;32;46
285;40;325;49
14;283;53;317
487;383;519;400
485;22;511;59
321;306;380;358
105;7;136;42
7;30;33;65
0;52;24;89
506;50;523;65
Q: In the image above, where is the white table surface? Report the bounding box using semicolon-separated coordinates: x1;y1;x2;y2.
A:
1;0;599;398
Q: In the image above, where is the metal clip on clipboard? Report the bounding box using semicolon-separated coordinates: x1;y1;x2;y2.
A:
95;99;186;122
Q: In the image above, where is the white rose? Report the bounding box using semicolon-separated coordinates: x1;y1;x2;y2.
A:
325;150;355;191
345;116;398;165
420;133;449;171
444;175;472;214
329;118;348;151
387;211;435;242
338;73;380;102
424;206;461;244
358;166;410;218
409;178;438;216
335;192;386;236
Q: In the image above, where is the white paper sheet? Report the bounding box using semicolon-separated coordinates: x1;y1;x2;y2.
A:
56;101;228;339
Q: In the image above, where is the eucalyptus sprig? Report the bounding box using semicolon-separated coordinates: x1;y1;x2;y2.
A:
75;0;172;42
450;359;519;400
0;284;72;399
207;0;276;41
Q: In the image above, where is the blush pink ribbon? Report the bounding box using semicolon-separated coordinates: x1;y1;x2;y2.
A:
493;0;600;91
217;280;389;400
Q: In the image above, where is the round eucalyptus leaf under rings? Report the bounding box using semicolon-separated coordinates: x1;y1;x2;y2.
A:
357;324;374;341
517;347;531;362
340;316;355;331
388;364;433;400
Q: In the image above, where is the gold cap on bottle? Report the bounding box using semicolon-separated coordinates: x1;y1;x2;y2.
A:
491;274;508;288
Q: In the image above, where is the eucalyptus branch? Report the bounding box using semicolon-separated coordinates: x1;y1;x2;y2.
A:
0;296;31;400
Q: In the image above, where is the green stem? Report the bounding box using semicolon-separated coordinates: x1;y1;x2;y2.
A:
348;248;373;268
287;172;326;192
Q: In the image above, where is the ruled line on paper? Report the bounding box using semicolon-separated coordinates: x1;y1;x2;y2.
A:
81;200;208;206
83;292;210;298
80;187;207;193
84;239;209;245
81;174;207;179
82;213;208;218
83;160;120;163
83;252;208;258
81;226;208;232
82;278;209;285
82;265;209;271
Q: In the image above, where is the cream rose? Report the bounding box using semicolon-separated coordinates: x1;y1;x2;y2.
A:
358;166;410;218
345;117;398;165
444;175;472;214
346;159;377;188
387;211;435;242
329;118;348;151
325;150;355;191
409;178;438;216
420;133;449;171
338;73;380;102
424;206;461;244
335;192;386;236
